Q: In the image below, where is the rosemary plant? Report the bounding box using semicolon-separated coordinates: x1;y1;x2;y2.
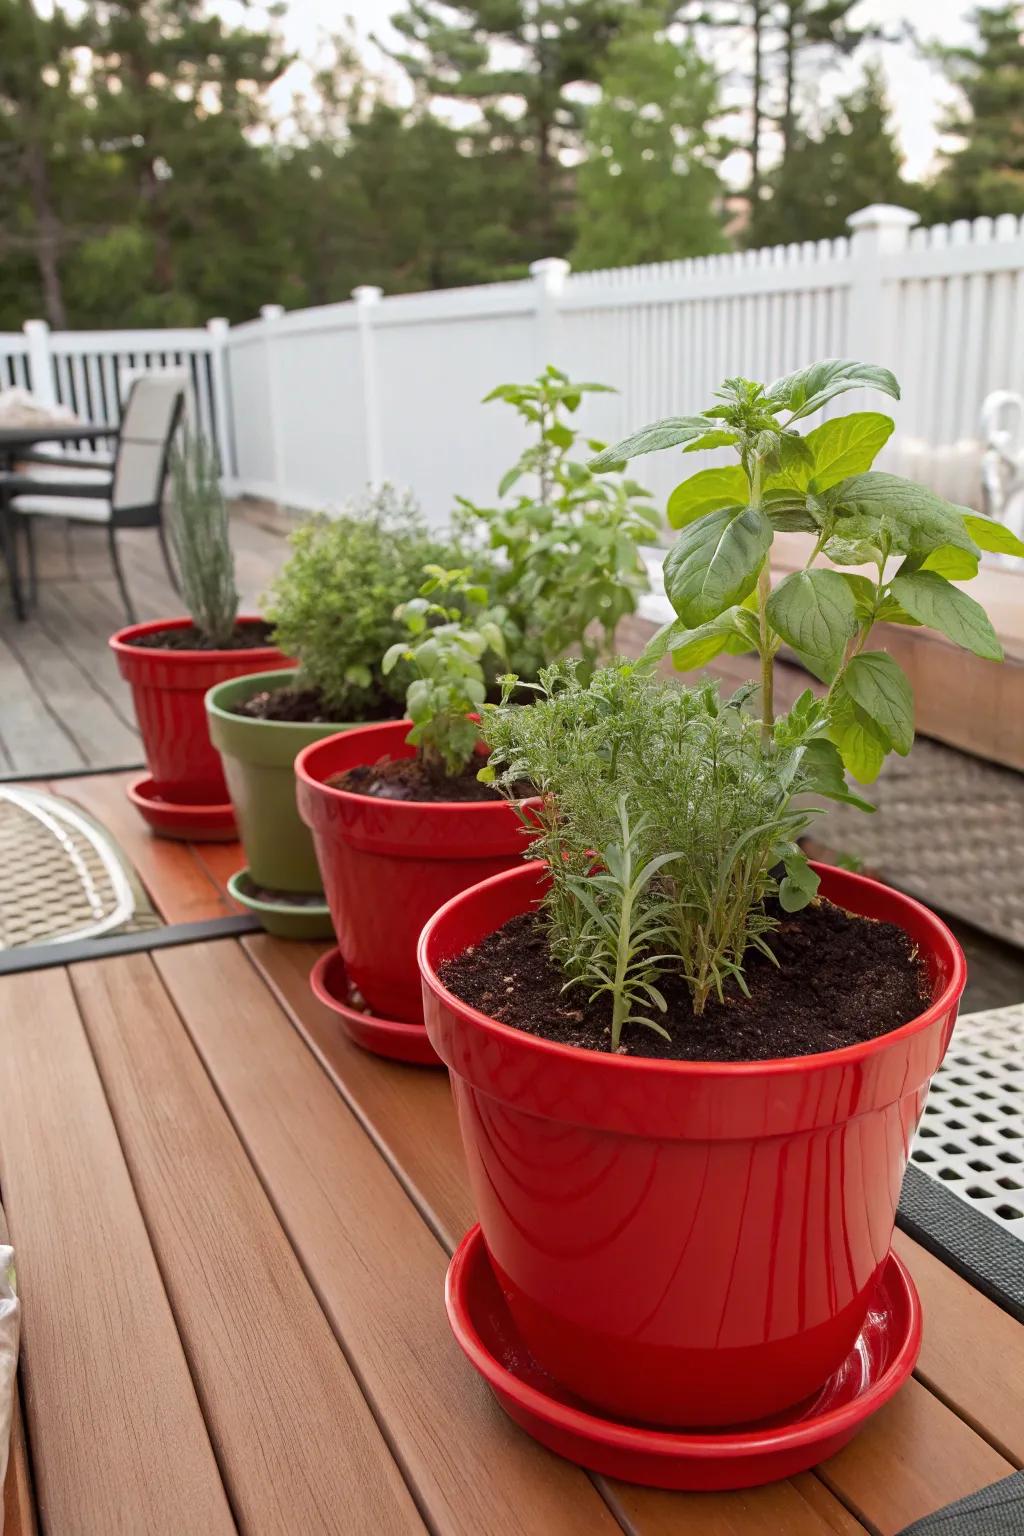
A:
168;426;238;646
484;663;827;1022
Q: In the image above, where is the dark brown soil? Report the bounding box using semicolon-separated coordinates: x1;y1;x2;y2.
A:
127;620;273;652
243;881;326;908
230;684;400;725
439;900;933;1062
329;754;510;803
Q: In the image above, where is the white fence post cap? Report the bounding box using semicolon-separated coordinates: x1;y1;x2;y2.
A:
529;257;571;292
260;304;285;321
352;285;383;305
847;204;919;231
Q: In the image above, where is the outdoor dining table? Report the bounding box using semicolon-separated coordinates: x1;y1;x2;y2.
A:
0;421;113;619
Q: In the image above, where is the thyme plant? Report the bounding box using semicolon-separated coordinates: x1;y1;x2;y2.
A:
266;485;452;718
457;366;661;678
384;566;505;777
484;663;834;1027
168;426;238;646
591;359;1024;779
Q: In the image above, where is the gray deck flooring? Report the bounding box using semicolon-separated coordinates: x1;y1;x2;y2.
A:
0;503;294;777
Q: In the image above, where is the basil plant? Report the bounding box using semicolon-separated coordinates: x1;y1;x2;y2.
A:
591;360;1023;791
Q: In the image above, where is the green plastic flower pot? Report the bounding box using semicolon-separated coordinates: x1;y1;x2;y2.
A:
227;869;334;940
205;668;361;897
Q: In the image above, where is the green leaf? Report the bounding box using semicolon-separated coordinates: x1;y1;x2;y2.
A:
762;488;820;532
767;569;858;679
843;652;914;755
666;466;748;529
962;513;1024;558
682;429;740;453
830;473;980;557
588;417;714;471
664;506;773;626
921;545;980;580
800;735;877;807
497;467;521;498
642;606;759;671
767;360;900;422
889;570;1003;660
778;848;821;912
827;696;889;785
544;423;574;449
824;534;885;567
802;412;895;491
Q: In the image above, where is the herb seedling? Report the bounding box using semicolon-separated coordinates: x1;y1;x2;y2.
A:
591;360;1023;785
168;425;238;647
384;566;505;777
457;366;661;678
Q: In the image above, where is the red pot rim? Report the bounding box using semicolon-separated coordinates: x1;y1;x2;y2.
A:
295;719;542;817
418;859;967;1077
109;614;282;664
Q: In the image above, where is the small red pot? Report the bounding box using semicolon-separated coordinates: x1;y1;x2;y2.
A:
110;617;287;803
295;721;535;1022
419;860;966;1430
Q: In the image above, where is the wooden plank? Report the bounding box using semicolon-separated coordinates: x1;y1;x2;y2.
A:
0;633;82;775
244;937;868;1536
817;1378;1013;1536
189;840;246;909
2;619;139;766
155;940;627;1536
0;967;234;1536
891;1229;1024;1464
54;771;231;922
35;579;141;736
72;953;425;1536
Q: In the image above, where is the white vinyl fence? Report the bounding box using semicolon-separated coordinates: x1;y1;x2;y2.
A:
4;204;1024;521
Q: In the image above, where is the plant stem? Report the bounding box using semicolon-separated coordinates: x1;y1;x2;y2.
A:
748;455;774;747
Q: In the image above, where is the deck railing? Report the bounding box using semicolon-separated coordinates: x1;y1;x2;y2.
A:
3;204;1023;521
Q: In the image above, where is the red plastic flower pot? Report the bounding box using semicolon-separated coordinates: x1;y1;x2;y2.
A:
418;859;966;1431
295;721;536;1023
110;617;288;803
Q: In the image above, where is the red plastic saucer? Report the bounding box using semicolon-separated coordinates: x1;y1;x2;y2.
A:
127;774;238;842
309;947;442;1067
445;1224;921;1491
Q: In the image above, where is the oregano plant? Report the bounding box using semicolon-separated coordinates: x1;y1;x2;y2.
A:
383;565;505;777
591;360;1024;786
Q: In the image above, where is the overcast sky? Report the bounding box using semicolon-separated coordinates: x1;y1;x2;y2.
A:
221;0;978;184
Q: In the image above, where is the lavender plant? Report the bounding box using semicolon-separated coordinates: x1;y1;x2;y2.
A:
168;426;238;647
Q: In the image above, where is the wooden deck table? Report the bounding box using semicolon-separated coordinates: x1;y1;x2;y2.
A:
0;917;1021;1535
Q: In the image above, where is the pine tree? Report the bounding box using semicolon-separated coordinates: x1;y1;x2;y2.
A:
932;3;1024;218
572;8;728;267
386;0;626;250
748;65;919;246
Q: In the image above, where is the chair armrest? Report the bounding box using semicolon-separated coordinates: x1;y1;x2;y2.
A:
1;474;111;500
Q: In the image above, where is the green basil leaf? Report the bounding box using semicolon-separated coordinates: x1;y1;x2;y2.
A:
889;570;1003;660
843;651;915;755
666;466;749;529
763;488;820;531
664;506;773;626
921;544;980;580
962;512;1024;558
767;569;858;679
682;429;740;453
830;473;980;556
802;412;895;490
778;847;821;912
767;360;900;422
799;734;878;806
642;606;758;671
588;416;713;470
827;695;889;784
823;534;885;567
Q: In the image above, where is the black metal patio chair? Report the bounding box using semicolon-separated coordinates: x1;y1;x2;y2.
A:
0;372;186;623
